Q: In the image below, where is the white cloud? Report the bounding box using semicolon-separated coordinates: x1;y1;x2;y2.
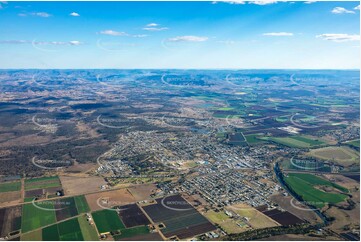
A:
99;30;147;38
263;32;294;36
316;34;360;42
70;12;80;17
212;0;245;4
304;0;316;4
99;30;128;36
31;12;52;17
354;5;360;10
167;36;208;42
249;0;279;5
143;27;168;31
146;23;159;27
331;7;354;14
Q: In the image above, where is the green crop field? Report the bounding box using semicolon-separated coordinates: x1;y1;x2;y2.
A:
25;176;61;191
74;195;90;214
92;209;125;233
113;226;149;240
344;139;360;148
262;136;324;148
42;217;84;241
21;202;57;233
245;134;264;144
0;181;21;193
284;173;348;208
78;215;99;241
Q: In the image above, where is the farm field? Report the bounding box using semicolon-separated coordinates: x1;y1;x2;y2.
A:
0;181;21;193
142;195;216;239
284;173;349;208
0;206;22;238
92;209;125;234
21;229;42;241
244;134;264;145
0;191;21;204
78;215;99;241
59;176;105;196
261;135;325;148
204;210;248;234
344;139;360;148
74;195;90;214
118;203;150;228
113;225;150;240
54;197;78;222
42;217;84;241
226;204;279;229
24;176;61;191
307;146;360;166
21;202;56;233
85;188;136;211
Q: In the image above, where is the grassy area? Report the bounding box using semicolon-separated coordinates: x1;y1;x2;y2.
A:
261;136;324;148
0;181;21;193
245;134;264;144
21;202;57;233
92;209;125;233
307;146;359;166
205;210;229;224
344;139;360;148
113;226;149;240
74;195;90;214
284;173;349;208
42;217;84;241
21;229;42;241
204;210;247;234
78;215;99;241
24;176;61;191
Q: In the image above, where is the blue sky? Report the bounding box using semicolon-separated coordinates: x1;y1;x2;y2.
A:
0;1;359;69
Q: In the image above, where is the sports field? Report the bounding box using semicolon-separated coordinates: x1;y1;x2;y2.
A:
307;146;359;166
284;173;349;208
92;209;125;233
0;181;21;193
21;202;57;233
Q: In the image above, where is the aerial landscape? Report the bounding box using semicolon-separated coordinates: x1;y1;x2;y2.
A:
0;1;359;241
